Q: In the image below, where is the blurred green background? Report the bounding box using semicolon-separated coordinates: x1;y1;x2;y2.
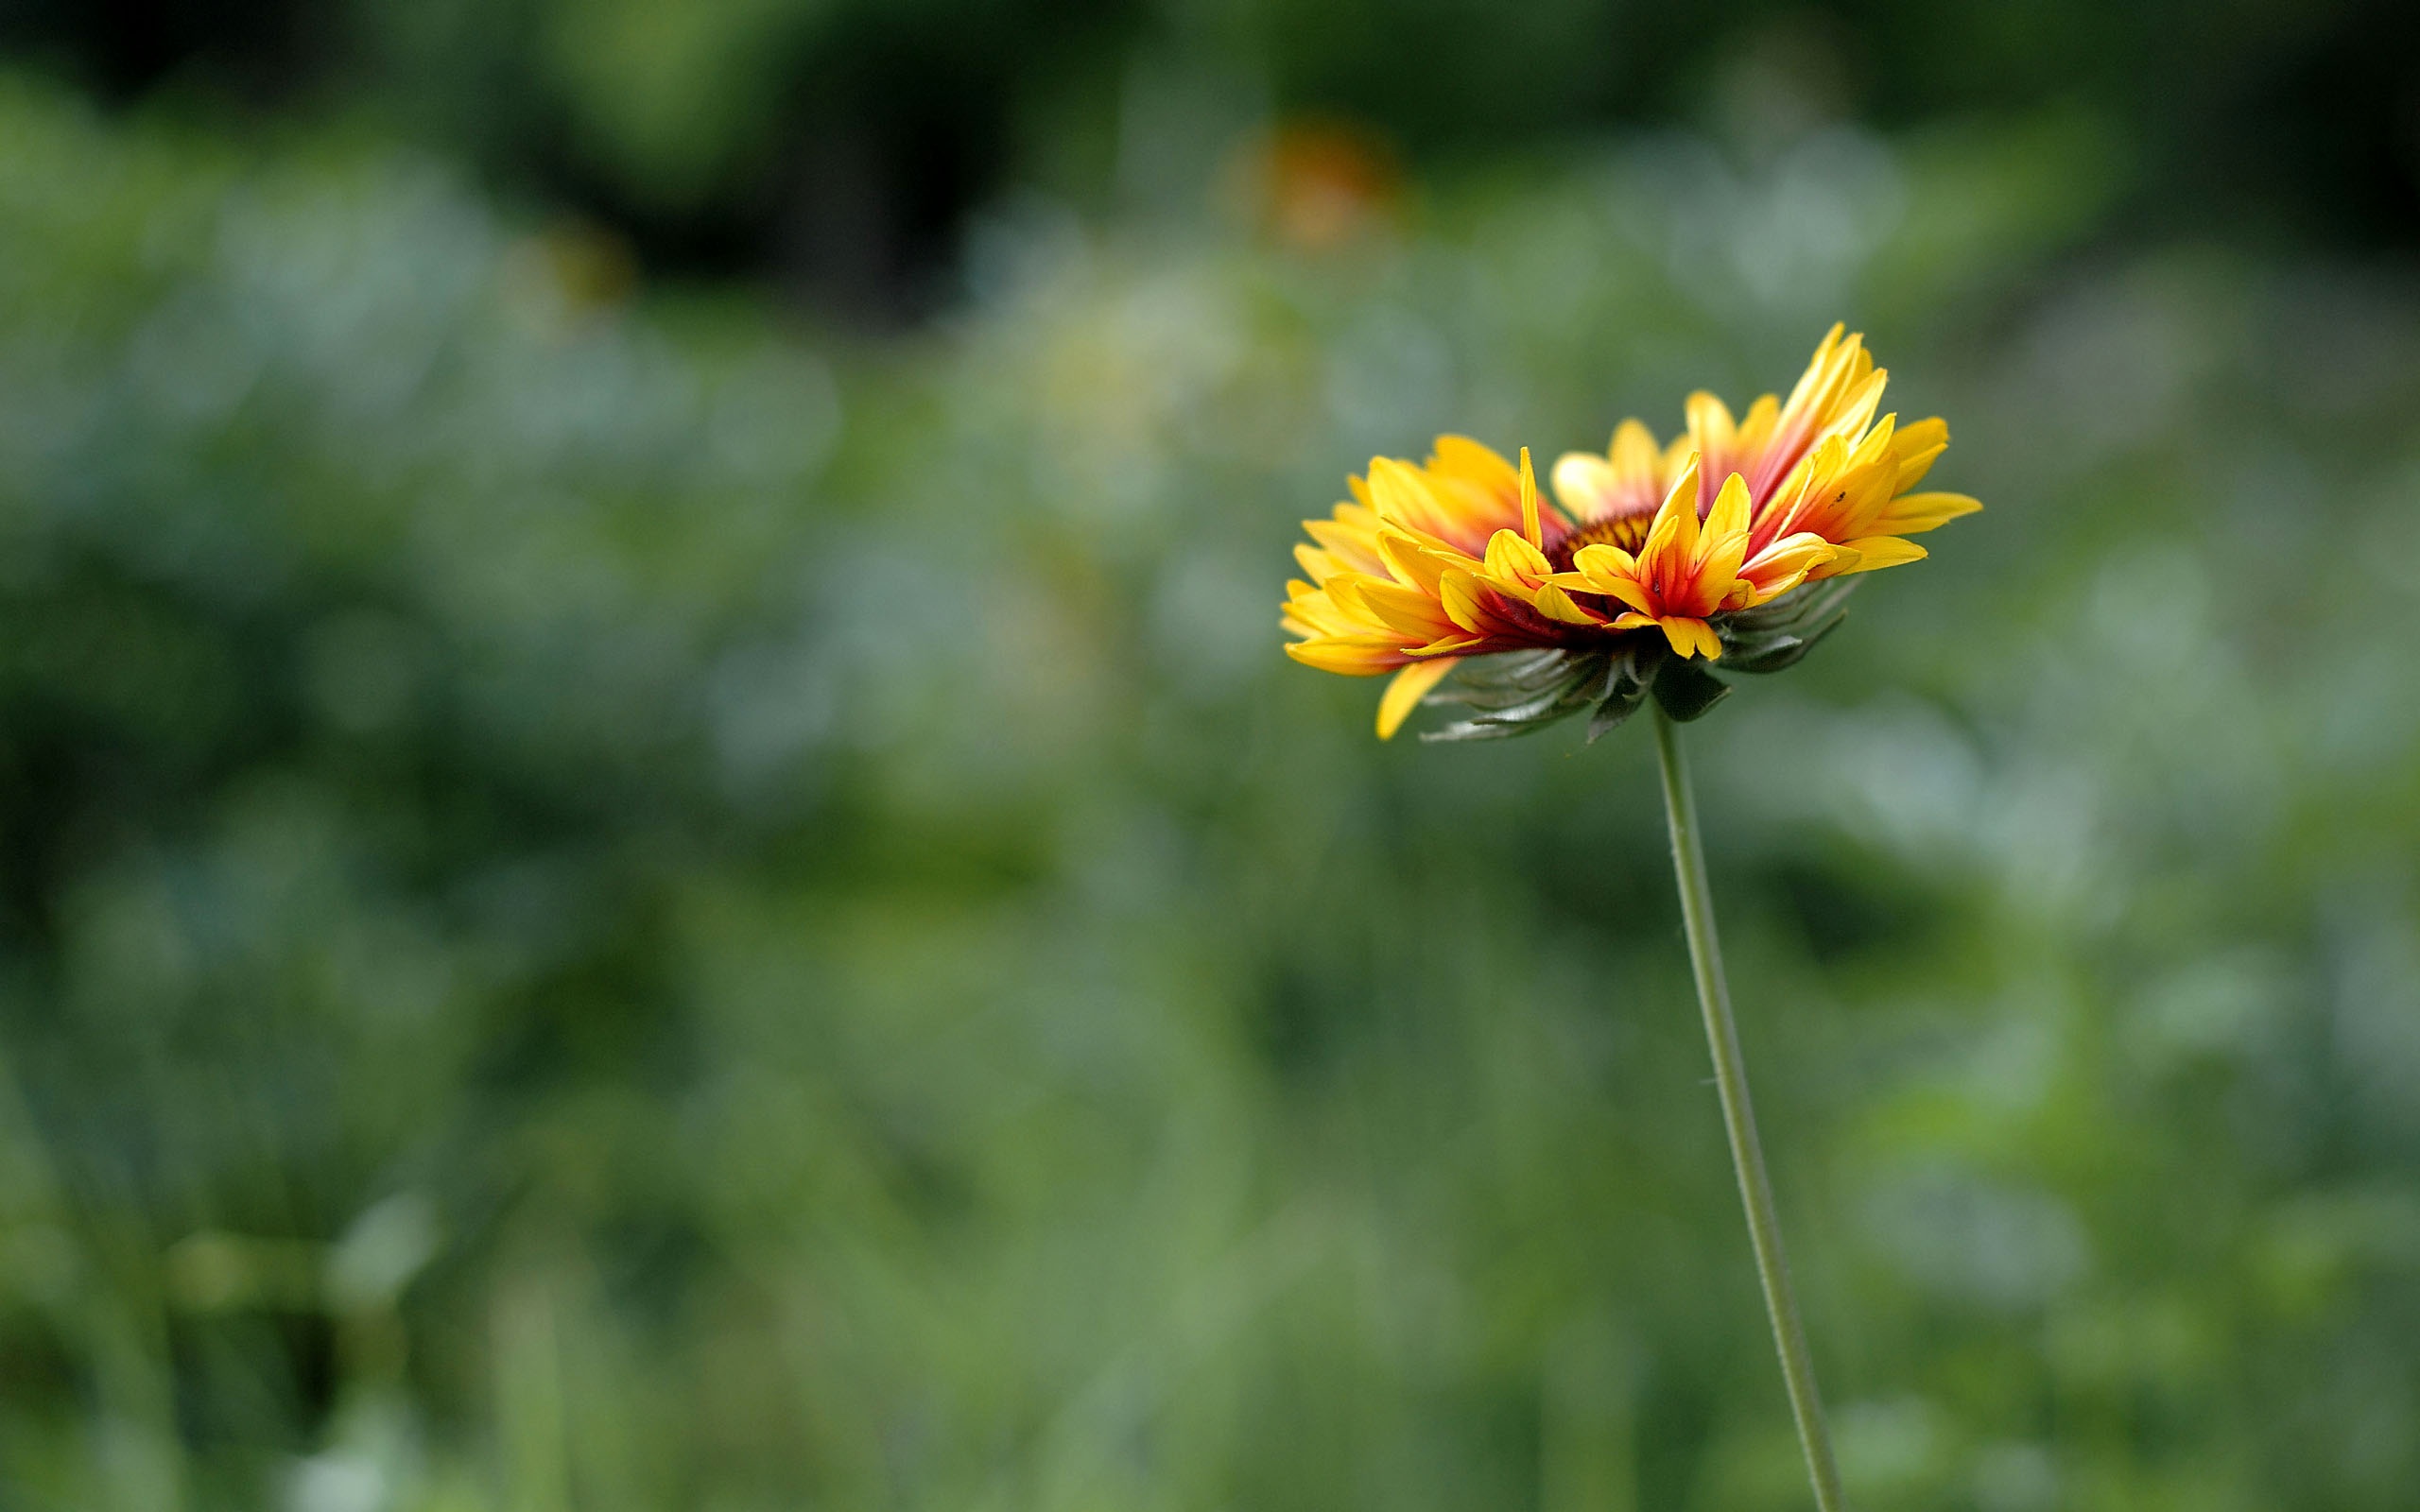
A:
3;3;2420;1509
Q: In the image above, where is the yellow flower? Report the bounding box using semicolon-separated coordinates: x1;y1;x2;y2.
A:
1281;324;1979;739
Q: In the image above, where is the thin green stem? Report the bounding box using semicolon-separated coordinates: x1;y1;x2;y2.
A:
1651;706;1847;1512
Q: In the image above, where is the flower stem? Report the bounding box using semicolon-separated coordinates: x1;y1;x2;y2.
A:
1651;706;1848;1512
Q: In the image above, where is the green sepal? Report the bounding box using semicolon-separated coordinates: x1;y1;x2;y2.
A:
1651;654;1731;722
1417;633;1667;743
1584;642;1661;742
1405;580;1858;741
1717;578;1858;675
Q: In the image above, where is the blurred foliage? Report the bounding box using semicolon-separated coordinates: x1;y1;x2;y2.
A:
9;0;2420;311
4;42;2420;1512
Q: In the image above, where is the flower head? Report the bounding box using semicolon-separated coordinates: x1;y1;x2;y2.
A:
1282;325;1979;739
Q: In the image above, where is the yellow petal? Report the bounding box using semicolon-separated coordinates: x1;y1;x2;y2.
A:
1642;454;1703;564
1570;541;1639;578
1777;323;1847;420
1685;391;1736;460
1376;530;1457;595
1736;393;1779;450
1305;519;1385;576
1429;435;1517;494
1891;416;1949;489
1703;472;1749;538
1530;582;1604;626
1611;419;1662;480
1483;527;1551;584
1357;577;1455;638
1550;452;1620;521
1848;411;1898;471
1515;447;1541;547
1651;614;1718;660
1376;658;1457;739
1695;473;1753;591
1282;587;1364;639
1319;574;1379;627
1564;570;1653;617
1828;536;1927;575
1366;457;1443;531
1880;491;1981;533
1656;615;1720;660
1832;369;1888;442
1738;532;1836;602
1285;638;1407;674
1438;570;1493;633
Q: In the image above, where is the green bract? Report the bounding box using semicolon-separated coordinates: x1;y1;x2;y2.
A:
1419;579;1858;742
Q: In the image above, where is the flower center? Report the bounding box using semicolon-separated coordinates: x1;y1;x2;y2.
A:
1546;508;1654;571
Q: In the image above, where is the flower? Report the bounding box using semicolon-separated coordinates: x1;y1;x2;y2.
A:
1281;325;1979;739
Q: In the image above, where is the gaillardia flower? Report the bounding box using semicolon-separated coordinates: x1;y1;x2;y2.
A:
1282;325;1979;739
